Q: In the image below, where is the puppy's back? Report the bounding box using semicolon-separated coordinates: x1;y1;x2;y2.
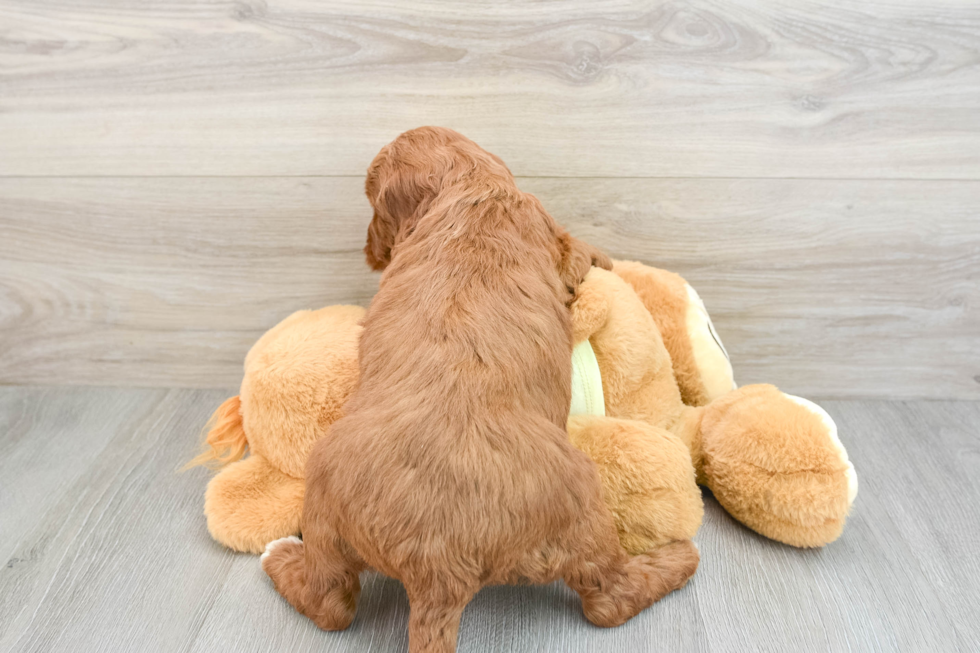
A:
317;185;587;573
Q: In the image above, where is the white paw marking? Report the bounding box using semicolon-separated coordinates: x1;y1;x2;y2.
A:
784;394;858;506
260;535;301;563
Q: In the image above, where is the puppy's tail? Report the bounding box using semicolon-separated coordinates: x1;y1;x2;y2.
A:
183;395;248;470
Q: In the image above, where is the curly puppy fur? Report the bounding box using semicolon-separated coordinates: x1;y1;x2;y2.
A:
262;127;699;652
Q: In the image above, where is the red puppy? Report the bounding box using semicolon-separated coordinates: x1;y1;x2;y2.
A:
262;127;699;653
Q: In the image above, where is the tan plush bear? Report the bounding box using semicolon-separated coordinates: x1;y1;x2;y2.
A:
189;262;856;554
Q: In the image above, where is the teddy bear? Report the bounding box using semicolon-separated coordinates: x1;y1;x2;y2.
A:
188;261;857;554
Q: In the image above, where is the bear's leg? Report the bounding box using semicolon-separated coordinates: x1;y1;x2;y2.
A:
204;453;305;553
568;415;704;554
697;384;857;547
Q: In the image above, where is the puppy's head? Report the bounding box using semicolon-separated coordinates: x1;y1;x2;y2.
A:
364;126;513;270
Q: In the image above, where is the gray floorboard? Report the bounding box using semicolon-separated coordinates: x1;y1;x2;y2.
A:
1;387;978;652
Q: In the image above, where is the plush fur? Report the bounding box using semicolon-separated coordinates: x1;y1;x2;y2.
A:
192;263;856;556
567;415;703;555
193;305;363;552
603;264;856;547
190;143;856;647
575;266;857;547
696;384;853;546
260;127;698;653
612;262;714;406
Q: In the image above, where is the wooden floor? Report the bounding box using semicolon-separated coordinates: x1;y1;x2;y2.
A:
1;386;978;652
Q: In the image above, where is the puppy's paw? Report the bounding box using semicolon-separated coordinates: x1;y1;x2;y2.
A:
590;249;612;271
261;535;302;563
643;539;700;592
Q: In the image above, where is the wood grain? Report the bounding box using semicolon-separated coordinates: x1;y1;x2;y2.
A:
2;176;977;398
1;0;979;177
1;387;978;651
0;386;234;652
1;1;977;649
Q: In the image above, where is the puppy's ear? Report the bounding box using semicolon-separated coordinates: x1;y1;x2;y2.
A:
363;147;410;271
579;239;612;273
364;189;430;271
364;208;397;271
363;144;439;270
558;234;613;304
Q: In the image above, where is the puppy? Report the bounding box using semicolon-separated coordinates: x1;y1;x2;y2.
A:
262;127;699;653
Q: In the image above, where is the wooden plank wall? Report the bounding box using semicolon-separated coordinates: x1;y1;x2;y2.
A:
1;0;978;398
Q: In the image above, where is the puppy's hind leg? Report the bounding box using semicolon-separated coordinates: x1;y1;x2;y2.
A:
570;539;699;627
261;524;364;631
559;469;699;626
405;579;477;653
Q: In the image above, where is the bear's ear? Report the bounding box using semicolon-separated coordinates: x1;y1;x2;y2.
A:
570;270;611;344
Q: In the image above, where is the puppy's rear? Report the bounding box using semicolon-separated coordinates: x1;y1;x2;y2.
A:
263;127;698;653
